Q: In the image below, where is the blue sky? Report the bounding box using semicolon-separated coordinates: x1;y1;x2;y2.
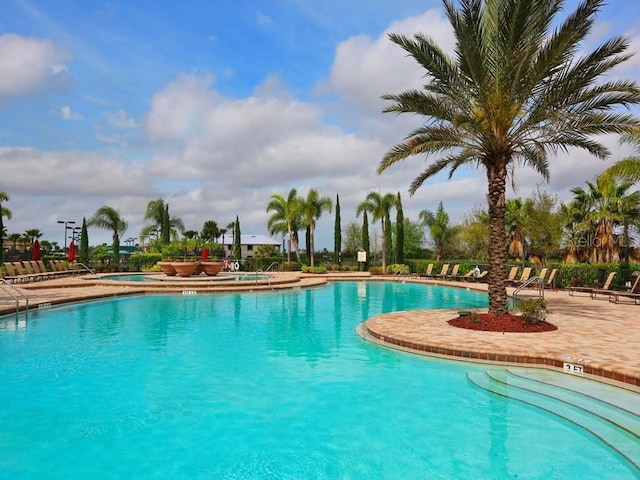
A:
1;0;640;251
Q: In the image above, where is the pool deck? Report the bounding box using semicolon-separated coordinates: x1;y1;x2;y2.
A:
2;271;639;390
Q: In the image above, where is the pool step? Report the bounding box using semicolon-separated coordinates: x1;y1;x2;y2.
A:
467;370;640;474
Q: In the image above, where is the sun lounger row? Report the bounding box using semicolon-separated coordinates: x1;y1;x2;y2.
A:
567;271;640;303
2;260;77;283
421;263;556;287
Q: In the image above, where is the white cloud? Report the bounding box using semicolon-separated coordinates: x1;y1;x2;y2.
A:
109;109;138;128
60;105;83;120
0;34;70;97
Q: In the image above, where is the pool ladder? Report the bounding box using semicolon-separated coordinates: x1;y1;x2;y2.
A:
0;278;29;316
257;262;279;292
512;275;544;305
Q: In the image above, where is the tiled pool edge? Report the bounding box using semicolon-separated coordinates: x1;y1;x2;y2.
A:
362;320;640;389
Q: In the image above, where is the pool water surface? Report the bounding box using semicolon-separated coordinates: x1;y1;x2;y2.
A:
0;282;636;479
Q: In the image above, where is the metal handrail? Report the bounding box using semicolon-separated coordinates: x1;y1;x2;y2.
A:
0;279;29;315
73;262;99;278
513;275;543;304
264;262;280;272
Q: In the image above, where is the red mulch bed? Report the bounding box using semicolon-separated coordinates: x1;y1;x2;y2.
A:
448;313;557;333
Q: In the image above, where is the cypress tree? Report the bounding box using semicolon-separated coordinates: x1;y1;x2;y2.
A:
334;194;341;265
384;210;393;266
79;217;90;264
395;192;404;264
162;204;171;244
362;210;369;271
232;216;241;261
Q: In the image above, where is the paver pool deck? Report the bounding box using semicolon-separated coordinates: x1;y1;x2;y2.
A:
2;272;639;390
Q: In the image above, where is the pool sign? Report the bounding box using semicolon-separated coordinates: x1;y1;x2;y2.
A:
563;362;584;375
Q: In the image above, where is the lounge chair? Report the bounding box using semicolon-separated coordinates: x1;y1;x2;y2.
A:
12;262;39;282
505;266;519;283
445;264;460;280
608;274;640;304
434;264;450;279
508;267;532;286
422;263;435;278
456;268;476;281
568;272;616;299
2;263;19;283
544;268;558;289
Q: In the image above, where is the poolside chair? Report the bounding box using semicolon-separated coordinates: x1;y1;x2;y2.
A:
422;263;435;278
568;272;616;299
445;264;460;280
507;267;532;286
2;263;19;283
456;268;476;281
607;274;640;304
434;264;450;280
505;266;519;283
544;268;558;289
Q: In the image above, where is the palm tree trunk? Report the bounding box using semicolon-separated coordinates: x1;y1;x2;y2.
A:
310;225;315;267
381;218;387;273
487;163;509;316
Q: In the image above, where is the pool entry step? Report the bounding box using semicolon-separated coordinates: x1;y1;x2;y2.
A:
467;368;640;475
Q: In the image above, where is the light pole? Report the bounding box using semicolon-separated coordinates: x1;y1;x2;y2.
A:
57;220;75;256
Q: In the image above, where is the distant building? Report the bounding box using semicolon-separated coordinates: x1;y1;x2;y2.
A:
218;234;280;259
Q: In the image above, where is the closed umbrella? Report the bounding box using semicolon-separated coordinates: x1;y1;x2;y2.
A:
68;241;76;261
201;247;209;260
31;239;41;261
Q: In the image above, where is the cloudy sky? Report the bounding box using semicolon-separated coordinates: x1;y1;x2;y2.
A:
1;0;640;251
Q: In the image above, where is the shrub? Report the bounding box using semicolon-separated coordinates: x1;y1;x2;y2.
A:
517;298;547;324
387;263;410;275
369;266;383;275
301;265;327;274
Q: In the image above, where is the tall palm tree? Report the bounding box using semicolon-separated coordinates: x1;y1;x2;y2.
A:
300;189;332;267
0;191;12;263
378;0;640;315
356;191;396;273
142;198;184;243
88;206;128;267
24;229;43;244
266;189;302;263
419;202;458;261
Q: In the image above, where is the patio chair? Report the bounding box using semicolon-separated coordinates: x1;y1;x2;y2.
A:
505;266;519;283
445;264;460;280
568;272;616;299
607;274;640;304
422;263;435;278
456;268;476;281
544;268;558;289
434;264;450;279
507;267;532;286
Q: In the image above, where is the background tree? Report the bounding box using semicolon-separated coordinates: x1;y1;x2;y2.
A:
395;192;405;264
0;191;11;263
419;202;458;261
79;217;90;264
356;191;396;273
601;131;640;183
300;189;332;267
232;216;241;261
141;198;184;244
505;198;529;264
201;220;220;243
402;219;426;258
88;206;128;267
183;230;199;240
162;204;171;243
266;189;302;263
361;210;370;271
457;207;490;261
342;221;362;256
523;189;564;264
334;194;341;265
378;0;640;315
24;228;43;244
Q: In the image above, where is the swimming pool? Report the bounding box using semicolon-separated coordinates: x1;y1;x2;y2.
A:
0;282;637;479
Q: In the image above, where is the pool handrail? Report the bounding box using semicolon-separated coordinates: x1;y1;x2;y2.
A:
0;278;29;315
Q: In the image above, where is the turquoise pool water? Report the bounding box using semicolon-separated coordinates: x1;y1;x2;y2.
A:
0;282;636;479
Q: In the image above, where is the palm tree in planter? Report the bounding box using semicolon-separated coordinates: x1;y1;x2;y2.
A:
378;0;640;315
88;206;128;269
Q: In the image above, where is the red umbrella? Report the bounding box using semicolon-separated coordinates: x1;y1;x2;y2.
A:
68;241;76;261
31;239;41;261
201;248;209;260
